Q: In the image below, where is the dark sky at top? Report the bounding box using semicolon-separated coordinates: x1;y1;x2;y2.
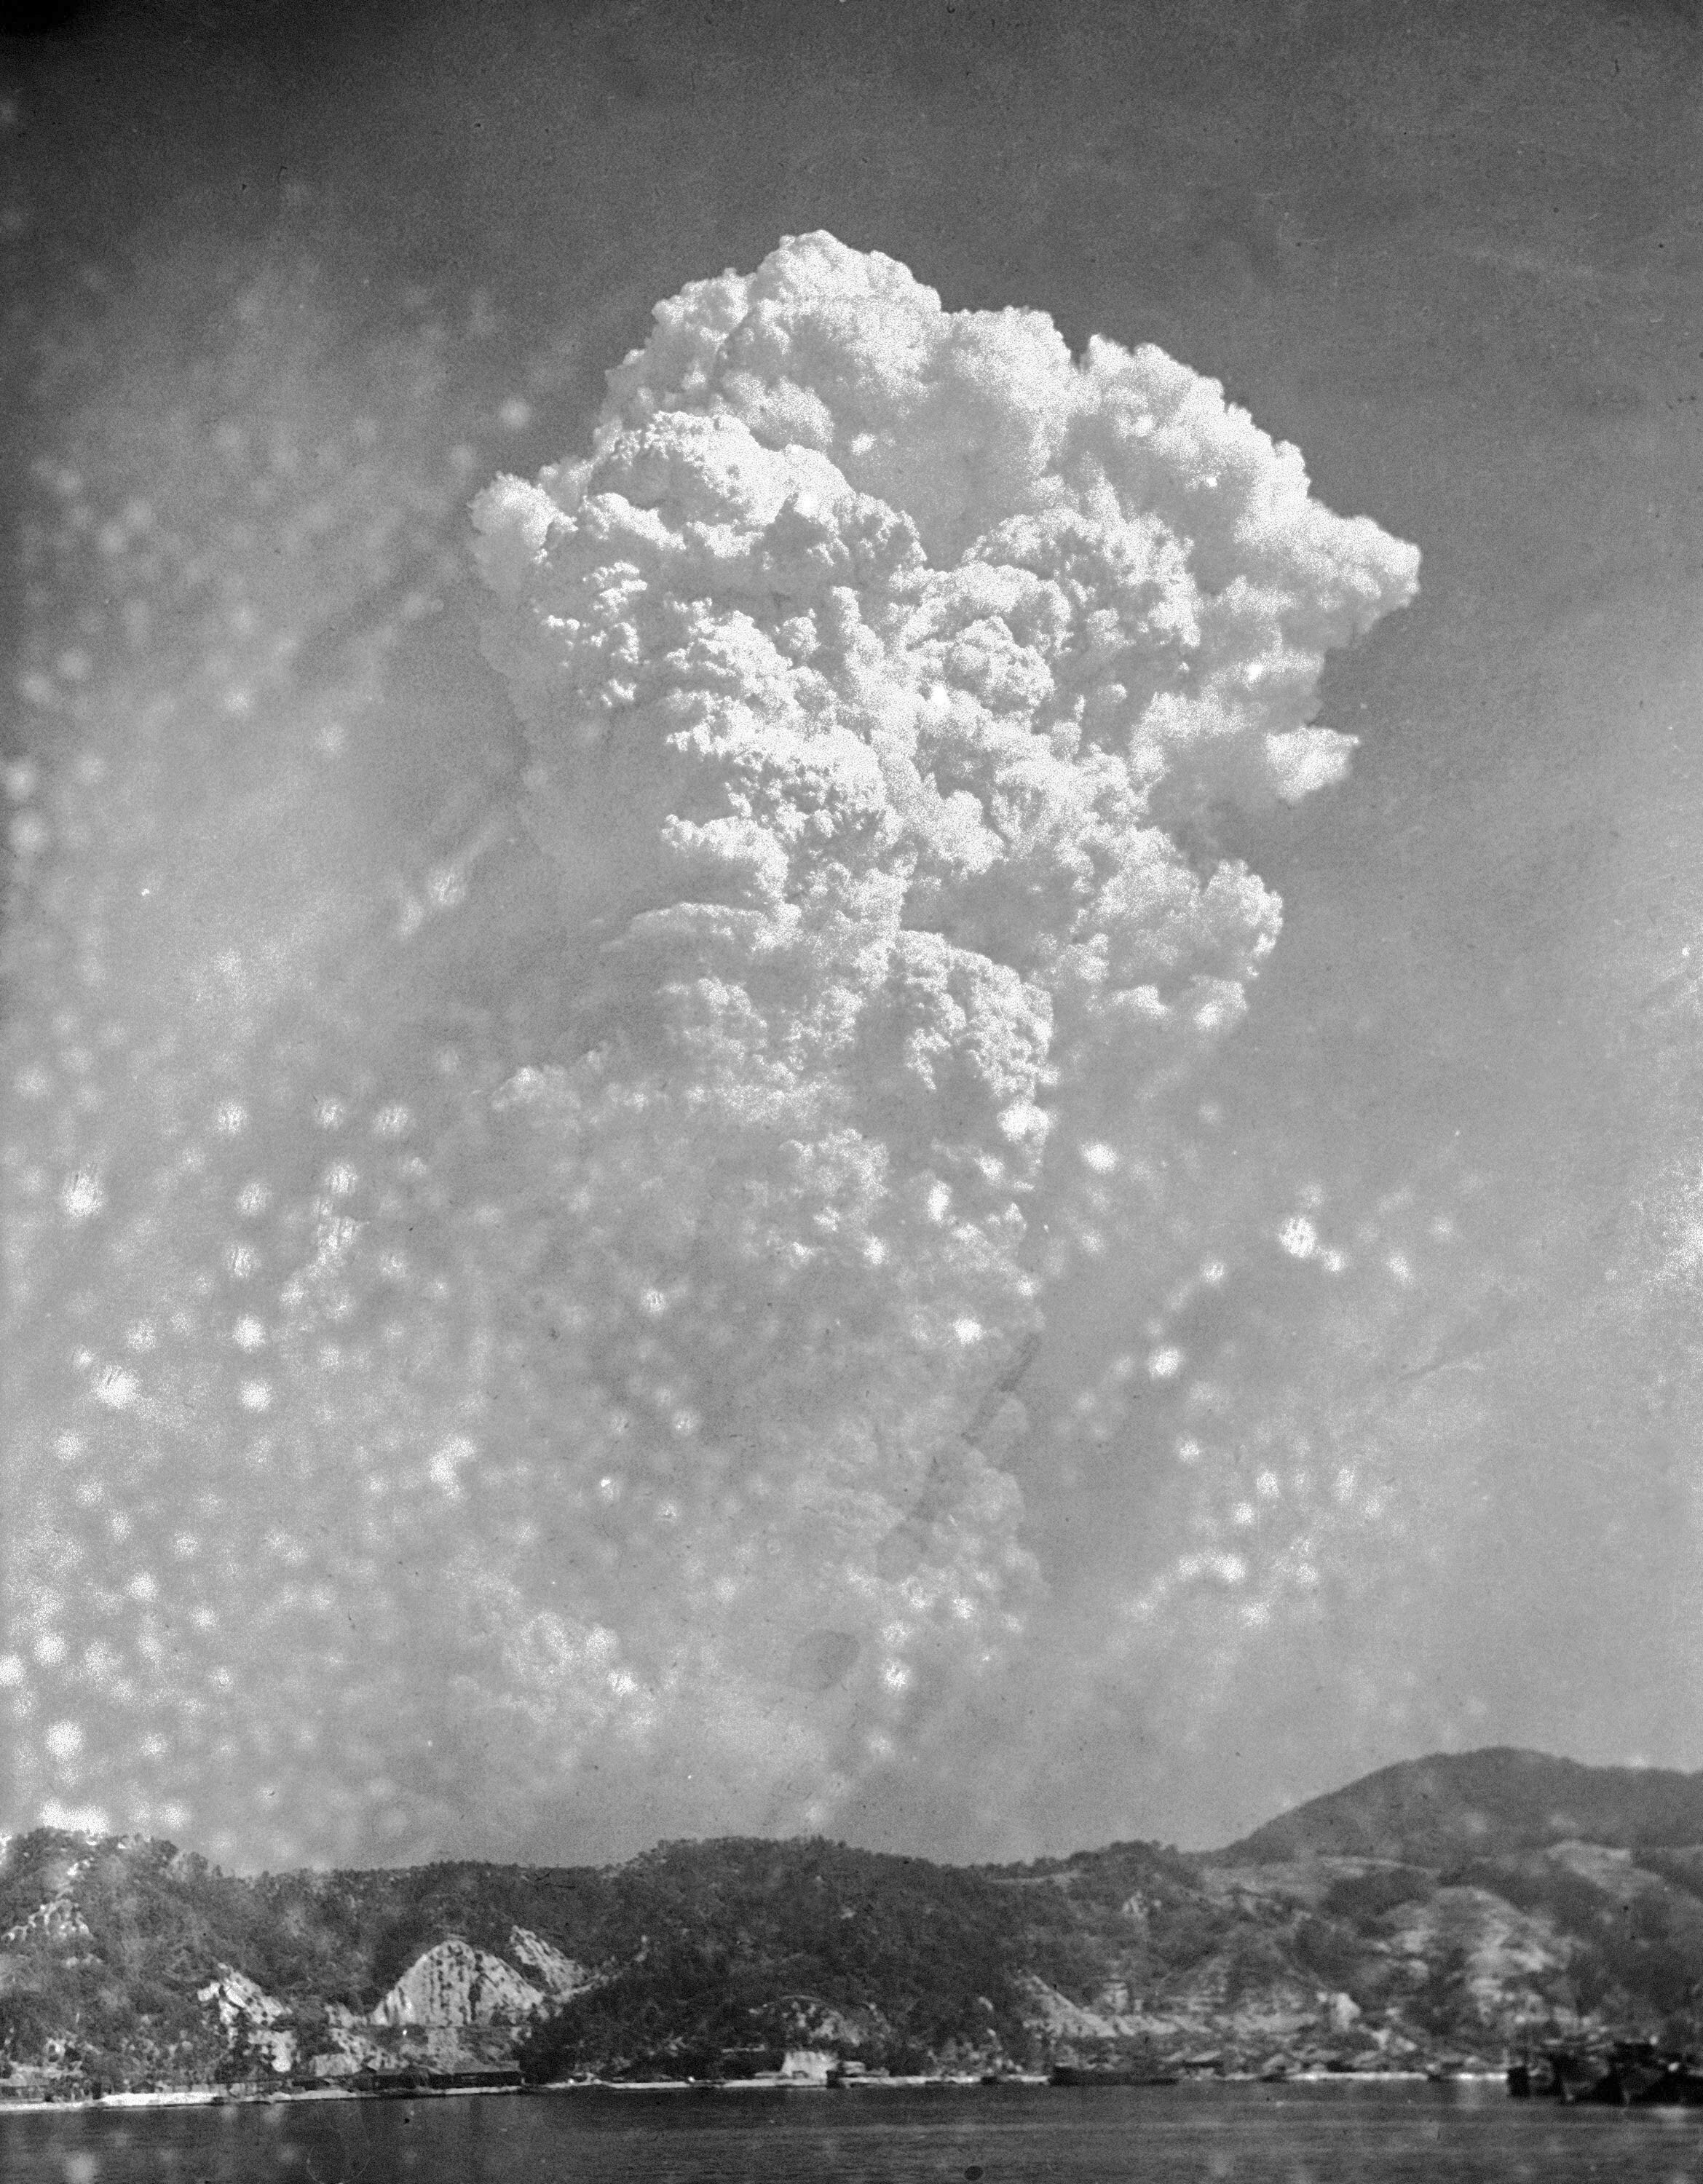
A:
2;0;1702;1872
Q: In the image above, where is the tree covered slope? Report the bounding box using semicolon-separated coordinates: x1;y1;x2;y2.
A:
4;1751;1703;2094
1218;1749;1703;1866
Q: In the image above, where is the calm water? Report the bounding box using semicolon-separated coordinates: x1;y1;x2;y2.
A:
5;2082;1703;2184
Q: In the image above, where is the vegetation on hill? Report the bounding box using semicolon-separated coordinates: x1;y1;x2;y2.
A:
1220;1749;1703;1867
4;1750;1703;2094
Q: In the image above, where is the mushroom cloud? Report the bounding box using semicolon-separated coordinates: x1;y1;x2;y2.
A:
464;234;1418;1839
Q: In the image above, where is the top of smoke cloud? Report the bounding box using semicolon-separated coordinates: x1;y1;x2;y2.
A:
478;231;1415;786
470;229;1418;1271
459;235;1418;1840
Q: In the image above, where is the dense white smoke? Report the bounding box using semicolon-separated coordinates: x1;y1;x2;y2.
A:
1;233;1415;1863
466;233;1419;1827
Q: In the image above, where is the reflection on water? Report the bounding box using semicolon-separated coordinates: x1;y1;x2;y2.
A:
4;2083;1703;2184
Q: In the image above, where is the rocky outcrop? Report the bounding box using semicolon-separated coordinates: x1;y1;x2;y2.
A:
2;1894;95;1954
189;1936;567;2084
195;1966;298;2074
370;1937;548;2027
507;1924;593;1999
1021;1977;1135;2043
1386;1884;1569;2018
2;1853;98;1958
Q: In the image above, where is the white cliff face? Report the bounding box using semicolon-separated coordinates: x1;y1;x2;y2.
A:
194;1935;573;2081
197;1964;288;2027
1021;1975;1142;2043
1391;1886;1570;2019
369;1936;548;2026
195;1965;298;2073
1;1894;95;1952
507;1924;593;1998
2;1859;98;1957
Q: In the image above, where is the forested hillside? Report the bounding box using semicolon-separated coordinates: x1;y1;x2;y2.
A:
4;1751;1703;2095
1220;1749;1703;1866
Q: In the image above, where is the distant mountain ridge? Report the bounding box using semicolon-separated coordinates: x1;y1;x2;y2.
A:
7;1748;1703;2097
1217;1749;1703;1866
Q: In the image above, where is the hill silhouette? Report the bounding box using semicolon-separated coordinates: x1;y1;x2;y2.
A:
7;1749;1703;2094
1217;1749;1703;1866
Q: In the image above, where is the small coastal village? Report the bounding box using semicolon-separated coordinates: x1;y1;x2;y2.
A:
5;1751;1703;2111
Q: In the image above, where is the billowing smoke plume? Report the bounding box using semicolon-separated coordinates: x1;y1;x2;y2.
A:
465;234;1418;1829
2;233;1415;1866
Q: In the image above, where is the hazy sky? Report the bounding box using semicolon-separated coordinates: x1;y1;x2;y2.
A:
4;0;1702;1875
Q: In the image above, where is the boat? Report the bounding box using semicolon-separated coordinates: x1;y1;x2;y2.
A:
1509;2044;1703;2106
1584;2043;1703;2107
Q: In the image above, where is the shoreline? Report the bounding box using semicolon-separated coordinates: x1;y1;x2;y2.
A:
0;2069;1512;2116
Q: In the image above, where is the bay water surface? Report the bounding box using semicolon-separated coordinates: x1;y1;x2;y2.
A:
5;2082;1703;2184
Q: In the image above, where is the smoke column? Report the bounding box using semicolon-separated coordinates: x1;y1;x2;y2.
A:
466;234;1418;1837
3;233;1415;1866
